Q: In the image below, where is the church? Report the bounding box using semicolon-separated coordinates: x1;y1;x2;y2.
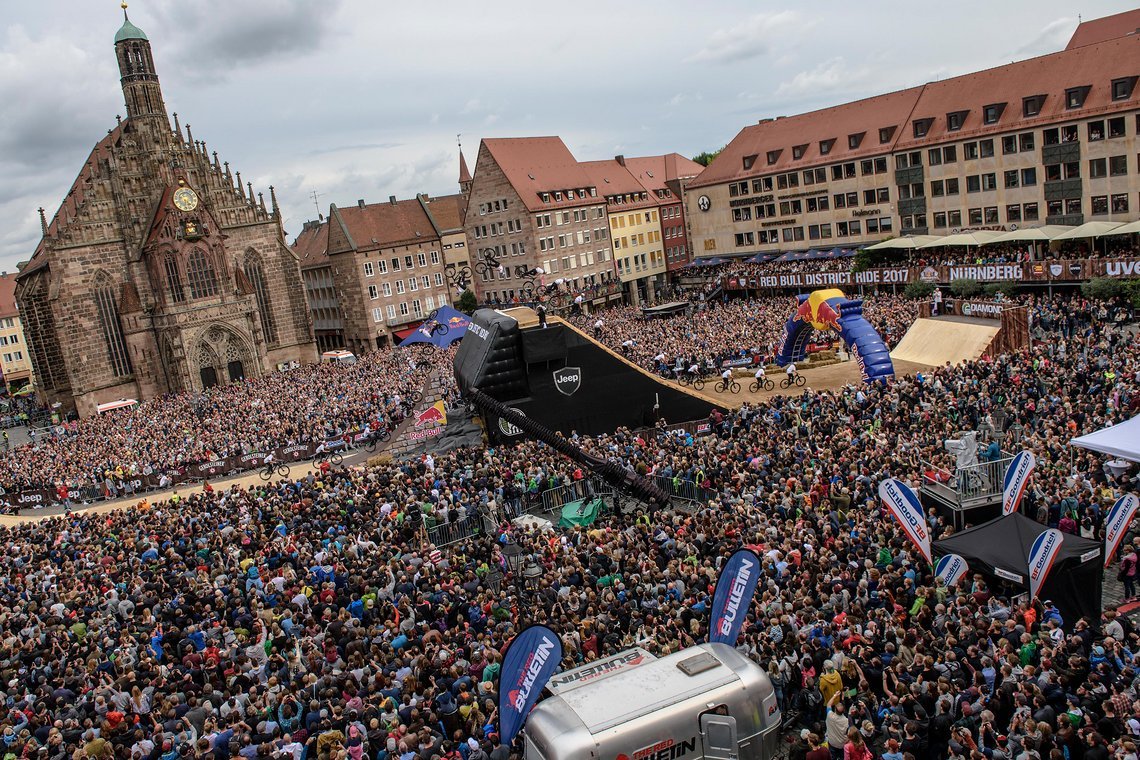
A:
16;7;317;417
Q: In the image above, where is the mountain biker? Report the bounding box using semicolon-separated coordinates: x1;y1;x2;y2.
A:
754;365;767;383
721;367;733;385
687;362;700;380
786;362;798;382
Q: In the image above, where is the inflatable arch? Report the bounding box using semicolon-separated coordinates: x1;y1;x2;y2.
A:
775;288;895;383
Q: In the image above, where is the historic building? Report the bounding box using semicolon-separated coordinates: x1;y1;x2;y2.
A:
295;192;469;353
16;10;316;416
686;9;1140;256
0;274;33;394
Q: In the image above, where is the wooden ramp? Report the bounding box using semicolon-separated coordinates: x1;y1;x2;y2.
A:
890;317;999;367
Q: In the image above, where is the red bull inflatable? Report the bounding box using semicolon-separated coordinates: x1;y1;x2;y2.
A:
775;288;895;384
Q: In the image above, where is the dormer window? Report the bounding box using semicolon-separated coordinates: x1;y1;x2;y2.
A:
819;139;835;155
946;110;968;131
743;154;757;170
541;193;550;203
766;149;782;165
1065;86;1091;109
983;103;1006;125
912;118;933;138
1112;77;1138;101
879;126;896;144
848;132;865;149
792;144;808;160
1023;94;1046;117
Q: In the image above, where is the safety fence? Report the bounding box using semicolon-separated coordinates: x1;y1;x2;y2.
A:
921;453;1013;509
426;512;496;547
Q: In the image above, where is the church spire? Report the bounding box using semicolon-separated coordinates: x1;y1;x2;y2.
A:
458;136;473;196
115;3;168;124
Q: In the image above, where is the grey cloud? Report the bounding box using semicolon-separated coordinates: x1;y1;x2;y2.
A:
685;11;800;65
1013;16;1077;58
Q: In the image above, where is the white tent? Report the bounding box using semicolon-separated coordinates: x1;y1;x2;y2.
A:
1071;414;1140;462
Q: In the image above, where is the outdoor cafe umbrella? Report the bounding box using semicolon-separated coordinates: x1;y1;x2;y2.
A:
1052;221;1124;255
918;230;1004;248
864;235;940;250
1102;219;1140;236
982;225;1074;244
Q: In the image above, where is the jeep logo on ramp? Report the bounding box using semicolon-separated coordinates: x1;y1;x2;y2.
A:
553;367;581;396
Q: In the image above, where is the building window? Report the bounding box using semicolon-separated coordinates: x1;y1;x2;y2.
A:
1019;133;1034;151
964;142;979;160
244;253;277;343
931;180;944;197
979;139;994;158
928;148;942;166
1091;195;1109;215
1110;155;1128;176
933;212;947;228
1023;95;1044;117
1066;198;1082;215
1065;86;1089;109
1021;167;1037;186
1089;121;1105;141
364;261;374;277
948;210;962;227
734;232;755;247
1109;117;1127;138
848;132;865;149
186;248;219;299
940;146;956;163
1004;170;1019;188
1006;204;1021;223
386;305;396;320
1112;193;1129;213
819;139;834;155
94;275;132;378
382;282;391;297
164;253;185;303
944;178;959;195
742;154;757;170
982;103;1004;124
981;173;997;191
1113;77;1137;101
947;111;966;131
984;207;999;224
395;280;405;294
968;208;983;226
1023;203;1039;221
766;149;781;165
879;126;896;143
966;175;981;193
912;119;932;138
368;285;379;299
792;144;807;160
1090;158;1108;179
391;258;400;271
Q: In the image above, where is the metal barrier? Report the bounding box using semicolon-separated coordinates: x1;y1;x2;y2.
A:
921;454;1012;508
538;476;615;517
427;513;493;547
653;475;716;507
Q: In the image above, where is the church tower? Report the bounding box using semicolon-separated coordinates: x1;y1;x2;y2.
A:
458;147;473;198
114;2;168;125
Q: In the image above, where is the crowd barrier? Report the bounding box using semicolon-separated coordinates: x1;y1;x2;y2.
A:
0;430;385;515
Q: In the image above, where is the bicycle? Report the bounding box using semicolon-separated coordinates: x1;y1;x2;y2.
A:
692;375;709;391
258;462;290;481
779;374;806;389
749;377;775;393
364;428;392;453
315;450;344;467
714;378;741;394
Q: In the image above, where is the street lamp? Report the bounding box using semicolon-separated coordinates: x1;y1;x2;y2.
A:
502;540;526;575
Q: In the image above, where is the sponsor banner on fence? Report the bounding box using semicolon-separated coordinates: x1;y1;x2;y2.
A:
709;548;762;646
276;443;316;462
499;625;563;746
719;258;1140;291
1105;494;1140;568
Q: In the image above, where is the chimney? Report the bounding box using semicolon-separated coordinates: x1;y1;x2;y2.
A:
389;195;398;205
615;154;626;166
357;199;366;209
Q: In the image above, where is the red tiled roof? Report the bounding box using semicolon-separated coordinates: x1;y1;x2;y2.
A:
623;154;703;197
894;36;1140;149
292;220;329;269
0;274;18;318
423;193;467;232
458;149;472;184
481;137;597;212
333;198;437;251
1066;8;1140;49
688;86;924;188
579;159;656;209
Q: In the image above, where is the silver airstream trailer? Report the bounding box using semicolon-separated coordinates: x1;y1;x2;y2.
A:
524;643;781;760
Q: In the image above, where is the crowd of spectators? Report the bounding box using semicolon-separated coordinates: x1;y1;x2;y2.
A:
0;350;449;494
0;292;1135;760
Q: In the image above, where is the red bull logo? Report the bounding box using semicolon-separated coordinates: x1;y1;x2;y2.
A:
448;315;468;326
414;402;447;427
793;289;846;332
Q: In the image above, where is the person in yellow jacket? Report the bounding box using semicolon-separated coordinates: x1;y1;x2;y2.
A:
818;659;844;706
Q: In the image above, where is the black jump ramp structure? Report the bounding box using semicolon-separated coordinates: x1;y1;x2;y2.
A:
454;307;722;443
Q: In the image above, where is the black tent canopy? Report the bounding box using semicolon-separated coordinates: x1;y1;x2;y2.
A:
933;513;1103;627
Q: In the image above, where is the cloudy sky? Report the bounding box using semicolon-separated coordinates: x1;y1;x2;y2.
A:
0;0;1131;271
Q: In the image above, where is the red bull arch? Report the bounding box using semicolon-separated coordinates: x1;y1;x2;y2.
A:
775;288;895;383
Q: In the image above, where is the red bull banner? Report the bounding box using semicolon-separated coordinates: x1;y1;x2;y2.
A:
1104;494;1139;568
1028;528;1064;601
935;554;969;586
1002;451;1036;516
499;624;563;746
709;548;762;645
878;478;932;564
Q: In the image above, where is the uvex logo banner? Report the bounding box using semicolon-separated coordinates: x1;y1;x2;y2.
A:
878;478;932;564
499;624;562;746
709;548;762;646
1104;494;1139;568
552;366;582;396
1002;450;1036;515
935;554;969;586
1028;528;1064;601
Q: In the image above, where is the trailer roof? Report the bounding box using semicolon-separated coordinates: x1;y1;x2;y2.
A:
558;644;740;733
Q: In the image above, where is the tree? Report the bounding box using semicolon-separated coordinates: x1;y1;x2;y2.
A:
457;289;478;315
903;281;935;299
692;146;725;167
949;278;982;297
